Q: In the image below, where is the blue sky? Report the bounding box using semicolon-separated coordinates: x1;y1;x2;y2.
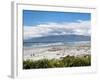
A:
23;10;91;26
23;10;91;40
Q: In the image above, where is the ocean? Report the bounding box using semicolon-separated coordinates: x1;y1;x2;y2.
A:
23;35;91;48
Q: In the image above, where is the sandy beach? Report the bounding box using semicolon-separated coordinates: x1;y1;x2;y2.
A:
23;43;91;61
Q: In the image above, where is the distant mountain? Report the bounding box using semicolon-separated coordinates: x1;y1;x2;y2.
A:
24;35;91;43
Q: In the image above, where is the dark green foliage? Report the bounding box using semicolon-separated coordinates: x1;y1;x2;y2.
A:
62;55;91;67
23;54;91;69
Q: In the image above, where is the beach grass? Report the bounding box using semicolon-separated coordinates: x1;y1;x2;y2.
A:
23;54;91;69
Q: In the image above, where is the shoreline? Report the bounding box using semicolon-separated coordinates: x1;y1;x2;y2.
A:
23;43;91;61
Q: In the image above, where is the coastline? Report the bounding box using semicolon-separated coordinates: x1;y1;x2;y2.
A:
23;43;91;61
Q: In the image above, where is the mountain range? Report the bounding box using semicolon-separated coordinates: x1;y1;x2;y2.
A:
24;35;91;43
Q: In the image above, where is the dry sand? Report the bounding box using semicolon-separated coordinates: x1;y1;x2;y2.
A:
23;43;91;61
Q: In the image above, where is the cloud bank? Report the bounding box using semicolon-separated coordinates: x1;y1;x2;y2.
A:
24;20;91;40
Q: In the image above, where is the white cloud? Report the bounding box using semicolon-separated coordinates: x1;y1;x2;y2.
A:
24;20;91;40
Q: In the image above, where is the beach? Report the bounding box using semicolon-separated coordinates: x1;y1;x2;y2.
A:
23;42;91;61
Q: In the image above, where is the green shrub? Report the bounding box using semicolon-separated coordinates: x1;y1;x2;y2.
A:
23;54;91;69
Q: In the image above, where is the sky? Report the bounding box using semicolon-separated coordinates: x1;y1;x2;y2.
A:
23;10;91;40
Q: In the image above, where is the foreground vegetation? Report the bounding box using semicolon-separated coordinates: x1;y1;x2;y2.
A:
23;54;91;69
